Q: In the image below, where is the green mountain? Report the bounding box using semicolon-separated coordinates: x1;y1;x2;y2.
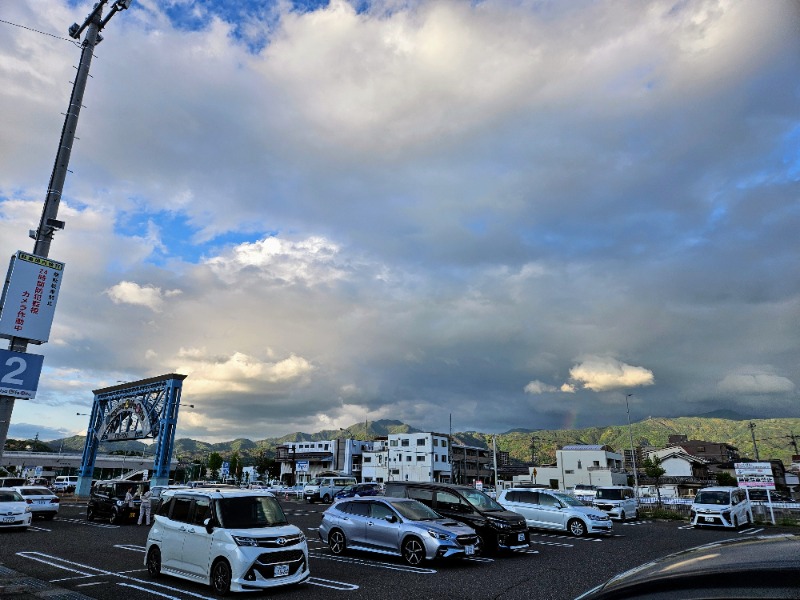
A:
14;416;800;467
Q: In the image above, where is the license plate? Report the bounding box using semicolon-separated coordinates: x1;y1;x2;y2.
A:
464;545;474;555
274;564;289;577
2;517;14;523
36;500;48;504
704;517;714;522
129;512;137;519
518;533;526;542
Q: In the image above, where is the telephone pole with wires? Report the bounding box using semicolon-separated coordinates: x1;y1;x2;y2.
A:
0;0;133;460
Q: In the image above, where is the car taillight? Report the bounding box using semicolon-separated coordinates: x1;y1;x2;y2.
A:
52;498;60;504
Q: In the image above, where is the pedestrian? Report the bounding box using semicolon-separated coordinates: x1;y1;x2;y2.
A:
125;487;135;509
138;486;153;526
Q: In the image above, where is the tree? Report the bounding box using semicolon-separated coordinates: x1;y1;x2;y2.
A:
254;451;276;482
642;455;666;506
208;452;223;480
716;471;737;487
229;452;240;482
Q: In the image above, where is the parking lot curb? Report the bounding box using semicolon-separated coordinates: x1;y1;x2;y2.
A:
0;563;93;599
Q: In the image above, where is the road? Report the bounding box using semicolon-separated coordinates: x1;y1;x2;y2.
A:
0;497;790;600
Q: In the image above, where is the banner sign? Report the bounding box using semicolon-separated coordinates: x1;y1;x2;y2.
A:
734;462;776;489
296;460;309;472
0;251;65;344
0;348;45;399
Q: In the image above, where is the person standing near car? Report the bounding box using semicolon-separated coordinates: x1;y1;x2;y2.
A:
137;486;152;525
125;487;135;510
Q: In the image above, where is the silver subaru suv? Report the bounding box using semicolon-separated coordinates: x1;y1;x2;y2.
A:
319;497;479;565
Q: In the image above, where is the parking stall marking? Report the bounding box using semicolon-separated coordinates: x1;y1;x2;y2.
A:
307;577;360;590
17;551;221;599
55;517;119;529
529;540;574;548
620;521;651;526
308;550;438;574
739;527;765;535
530;533;604;542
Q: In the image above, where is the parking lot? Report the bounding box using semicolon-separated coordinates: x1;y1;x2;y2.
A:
0;496;794;600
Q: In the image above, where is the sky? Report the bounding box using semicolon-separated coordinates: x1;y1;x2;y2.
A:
1;0;799;444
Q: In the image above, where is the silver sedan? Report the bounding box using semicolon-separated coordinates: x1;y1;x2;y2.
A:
319;497;479;565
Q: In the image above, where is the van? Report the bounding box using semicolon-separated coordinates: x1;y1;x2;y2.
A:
690;486;752;528
304;476;357;503
591;486;638;521
384;481;529;553
52;476;79;493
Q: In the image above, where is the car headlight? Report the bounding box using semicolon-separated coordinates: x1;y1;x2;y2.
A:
587;514;606;521
232;536;260;546
487;517;510;530
427;529;452;540
24;506;32;513
116;500;125;507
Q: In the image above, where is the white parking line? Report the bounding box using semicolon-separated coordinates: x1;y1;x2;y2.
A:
739;527;765;535
308;550;437;573
307;577;359;590
56;517;119;529
529;541;574;548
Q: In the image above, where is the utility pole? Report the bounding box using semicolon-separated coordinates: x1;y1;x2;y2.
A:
0;1;132;460
748;422;759;461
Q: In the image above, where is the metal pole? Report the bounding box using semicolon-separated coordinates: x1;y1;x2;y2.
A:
0;0;131;461
626;394;639;494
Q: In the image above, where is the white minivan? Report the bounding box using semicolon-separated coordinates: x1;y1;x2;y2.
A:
591;486;638;521
690;486;752;529
303;476;357;504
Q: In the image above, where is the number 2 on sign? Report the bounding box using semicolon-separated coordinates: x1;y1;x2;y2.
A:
1;356;27;385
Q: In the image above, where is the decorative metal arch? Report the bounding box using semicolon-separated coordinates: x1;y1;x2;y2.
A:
76;373;188;496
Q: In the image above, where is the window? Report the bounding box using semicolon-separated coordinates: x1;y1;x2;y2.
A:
408;488;434;502
344;502;370;517
171;497;193;523
565;470;574;474
370;502;394;520
401;439;410;447
433;439;439;447
406;455;412;462
363;456;372;463
577;460;582;469
416;455;425;462
191;498;211;525
696;446;706;452
417;438;426;446
442;441;447;448
390;440;398;447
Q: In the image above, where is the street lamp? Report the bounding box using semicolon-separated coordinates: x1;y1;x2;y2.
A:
625;394;639;494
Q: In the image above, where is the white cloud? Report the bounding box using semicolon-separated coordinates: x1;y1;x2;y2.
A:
524;380;559;394
104;281;181;312
567;356;655;393
717;368;795;395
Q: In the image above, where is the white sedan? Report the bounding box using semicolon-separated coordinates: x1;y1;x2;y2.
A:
13;486;60;520
0;487;32;530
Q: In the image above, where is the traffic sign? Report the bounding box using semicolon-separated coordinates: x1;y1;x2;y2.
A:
0;348;44;399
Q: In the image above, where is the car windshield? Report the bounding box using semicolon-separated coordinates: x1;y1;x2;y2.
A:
554;493;585;507
217;496;289;528
339;485;354;493
695;491;730;505
392;500;442;521
19;488;51;496
461;488;504;511
596;488;624;500
0;491;23;502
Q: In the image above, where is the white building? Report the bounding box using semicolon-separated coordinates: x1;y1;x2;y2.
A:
362;432;452;483
513;445;628;490
276;438;372;484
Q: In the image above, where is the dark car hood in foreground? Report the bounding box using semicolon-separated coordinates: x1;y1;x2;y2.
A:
575;534;800;600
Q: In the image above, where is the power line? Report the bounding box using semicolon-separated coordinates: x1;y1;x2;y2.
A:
0;18;81;46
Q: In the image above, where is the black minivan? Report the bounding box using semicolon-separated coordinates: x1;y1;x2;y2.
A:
87;480;145;524
384;482;529;553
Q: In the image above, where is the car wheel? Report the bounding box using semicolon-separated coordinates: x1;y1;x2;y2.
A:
568;519;587;537
109;509;118;525
402;536;425;566
328;529;346;555
146;546;161;578
211;559;232;596
87;507;95;521
732;515;739;528
619;511;626;522
323;494;332;504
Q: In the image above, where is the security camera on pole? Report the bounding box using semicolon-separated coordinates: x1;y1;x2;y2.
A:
0;1;133;460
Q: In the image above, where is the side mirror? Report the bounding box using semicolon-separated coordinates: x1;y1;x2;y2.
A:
384;514;397;523
204;517;214;534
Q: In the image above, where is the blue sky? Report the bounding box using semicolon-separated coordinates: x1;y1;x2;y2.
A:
1;0;799;443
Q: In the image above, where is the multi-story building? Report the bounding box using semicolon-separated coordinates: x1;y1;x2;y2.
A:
361;432;452;483
513;445;628;490
275;438;372;485
668;434;740;464
451;444;494;486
